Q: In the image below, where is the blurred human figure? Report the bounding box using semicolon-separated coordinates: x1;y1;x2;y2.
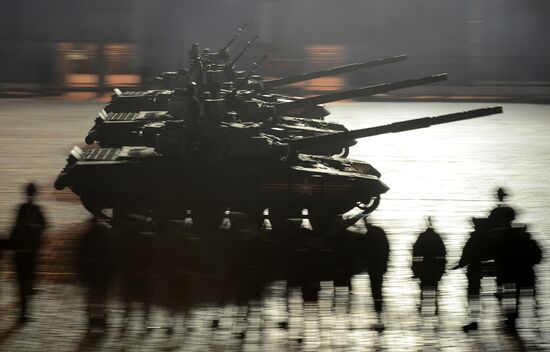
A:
77;218;114;332
487;187;517;298
116;214;155;331
10;183;47;323
495;224;542;330
453;217;498;332
412;217;446;315
364;218;389;331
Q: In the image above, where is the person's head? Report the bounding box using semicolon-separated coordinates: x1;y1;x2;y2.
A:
497;187;508;202
25;182;37;199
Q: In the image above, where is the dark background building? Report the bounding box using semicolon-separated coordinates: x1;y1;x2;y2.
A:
1;0;549;96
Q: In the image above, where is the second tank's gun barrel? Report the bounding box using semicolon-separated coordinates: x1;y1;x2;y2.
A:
258;54;408;92
273;73;447;115
287;106;503;152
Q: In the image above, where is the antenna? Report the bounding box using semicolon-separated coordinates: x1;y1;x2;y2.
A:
229;35;259;67
222;22;249;51
178;36;183;68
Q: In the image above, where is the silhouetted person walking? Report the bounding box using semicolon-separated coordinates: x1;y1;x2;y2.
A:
364;218;389;331
10;183;47;323
412;218;446;314
116;214;155;331
453;217;497;331
77;218;114;332
495;225;542;330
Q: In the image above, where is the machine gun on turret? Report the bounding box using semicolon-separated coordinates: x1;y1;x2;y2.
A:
217;23;249;63
222;35;259;82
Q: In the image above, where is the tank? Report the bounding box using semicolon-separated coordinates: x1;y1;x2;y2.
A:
106;54;408;118
56;106;502;232
86;73;447;157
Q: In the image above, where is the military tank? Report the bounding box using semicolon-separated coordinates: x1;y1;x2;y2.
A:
104;54;407;117
56;106;502;232
85;74;447;157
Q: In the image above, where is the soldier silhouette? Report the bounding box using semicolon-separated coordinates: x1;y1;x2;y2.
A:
10;183;47;323
77;218;114;332
363;218;389;331
412;217;446;315
453;217;498;332
495;224;542;330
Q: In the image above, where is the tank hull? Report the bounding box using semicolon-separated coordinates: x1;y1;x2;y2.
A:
55;147;387;229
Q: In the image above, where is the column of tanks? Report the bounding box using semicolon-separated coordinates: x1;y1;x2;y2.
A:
55;26;503;232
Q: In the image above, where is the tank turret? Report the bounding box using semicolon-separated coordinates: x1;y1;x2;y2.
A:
108;53;408;118
86;74;448;156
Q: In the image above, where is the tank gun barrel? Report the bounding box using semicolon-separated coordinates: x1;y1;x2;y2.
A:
273;73;447;115
229;35;258;67
288;106;503;152
258;55;408;92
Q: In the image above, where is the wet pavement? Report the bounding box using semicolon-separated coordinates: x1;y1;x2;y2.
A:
0;99;549;351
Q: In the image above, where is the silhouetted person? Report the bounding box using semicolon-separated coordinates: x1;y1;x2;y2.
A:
77;218;114;332
488;187;517;297
10;183;47;323
495;225;542;330
412;218;446;314
364;218;389;331
453;217;500;331
116;214;155;331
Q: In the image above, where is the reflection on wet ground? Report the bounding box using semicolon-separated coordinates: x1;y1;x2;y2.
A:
0;100;549;350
